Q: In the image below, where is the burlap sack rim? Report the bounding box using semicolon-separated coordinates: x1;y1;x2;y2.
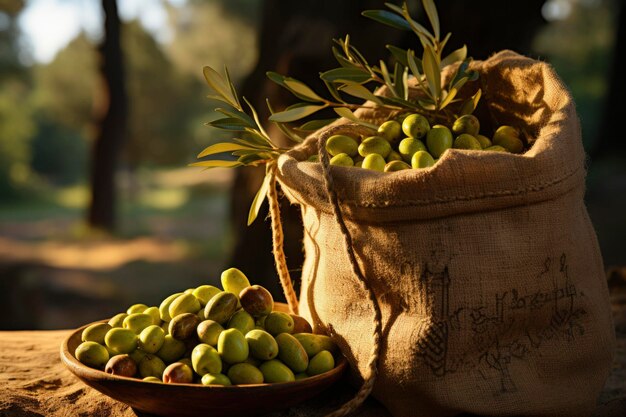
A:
276;50;584;217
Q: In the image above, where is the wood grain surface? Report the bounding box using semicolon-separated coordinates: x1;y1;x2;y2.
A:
1;280;625;417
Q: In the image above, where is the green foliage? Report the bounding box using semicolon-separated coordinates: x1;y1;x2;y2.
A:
0;81;36;198
198;0;482;224
123;20;206;167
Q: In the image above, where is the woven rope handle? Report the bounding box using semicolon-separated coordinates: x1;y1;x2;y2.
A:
268;162;300;315
315;134;383;417
267;137;383;416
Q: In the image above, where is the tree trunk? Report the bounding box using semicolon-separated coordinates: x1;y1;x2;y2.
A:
593;1;624;157
88;0;128;231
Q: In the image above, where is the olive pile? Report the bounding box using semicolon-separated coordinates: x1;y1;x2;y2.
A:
323;113;525;172
74;268;337;385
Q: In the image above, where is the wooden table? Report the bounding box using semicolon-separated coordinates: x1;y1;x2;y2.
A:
2;275;625;417
0;329;623;417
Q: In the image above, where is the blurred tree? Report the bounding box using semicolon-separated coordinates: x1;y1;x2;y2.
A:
0;0;36;200
166;0;259;83
122;20;205;168
533;0;615;152
34;34;97;138
0;0;25;79
595;0;623;157
229;0;546;299
88;0;128;231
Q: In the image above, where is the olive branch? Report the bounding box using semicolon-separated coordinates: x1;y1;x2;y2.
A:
195;0;482;225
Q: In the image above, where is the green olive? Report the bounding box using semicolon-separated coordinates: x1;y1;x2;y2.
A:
204;292;238;325
227;363;264;385
201;373;232;386
294;373;308;380
138;325;166;354
217;328;249;364
127;303;148;315
402;114;430;138
316;335;338;353
475;134;492;149
452;114;480;136
108;313;128;328
453;134;482;150
245;329;279;361
192;285;221;307
358;136;391;158
156;335;186;363
259;359;295;383
361;154;386;172
293;333;322;357
139;354;167;379
411;151;435;169
484;145;509;152
197;320;224;346
306;350;335;376
325;134;359;157
384;160;411;172
329;153;354;167
377;120;402;144
276;333;309;373
142;307;161;325
386;150;403;162
221;268;251;297
227;310;255;335
492;133;524;153
82;323;112;344
426;125;453;158
191;343;222;376
143;376;161;383
159;293;182;322
494;125;519;138
398;137;427;162
123;313;155;334
264;312;294;336
105;328;137;354
129;349;148;364
75;341;109;369
168;293;201;319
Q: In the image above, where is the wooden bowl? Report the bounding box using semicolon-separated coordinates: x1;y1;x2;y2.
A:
60;303;347;417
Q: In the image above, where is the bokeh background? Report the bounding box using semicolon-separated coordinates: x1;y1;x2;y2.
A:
0;0;623;330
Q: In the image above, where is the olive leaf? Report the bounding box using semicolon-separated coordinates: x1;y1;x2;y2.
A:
283;80;325;102
203;66;238;108
460;89;482;116
197;142;258;158
441;45;467;68
334;107;378;130
198;0;483;225
190;160;242;169
297;118;338;132
339;81;383;104
422;45;441;103
248;171;272;226
361;9;412;31
320;67;371;83
386;45;410;67
422;0;440;40
206;117;251;131
268;104;327;123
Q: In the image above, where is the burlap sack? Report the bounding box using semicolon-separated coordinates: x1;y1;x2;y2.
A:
271;51;615;417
